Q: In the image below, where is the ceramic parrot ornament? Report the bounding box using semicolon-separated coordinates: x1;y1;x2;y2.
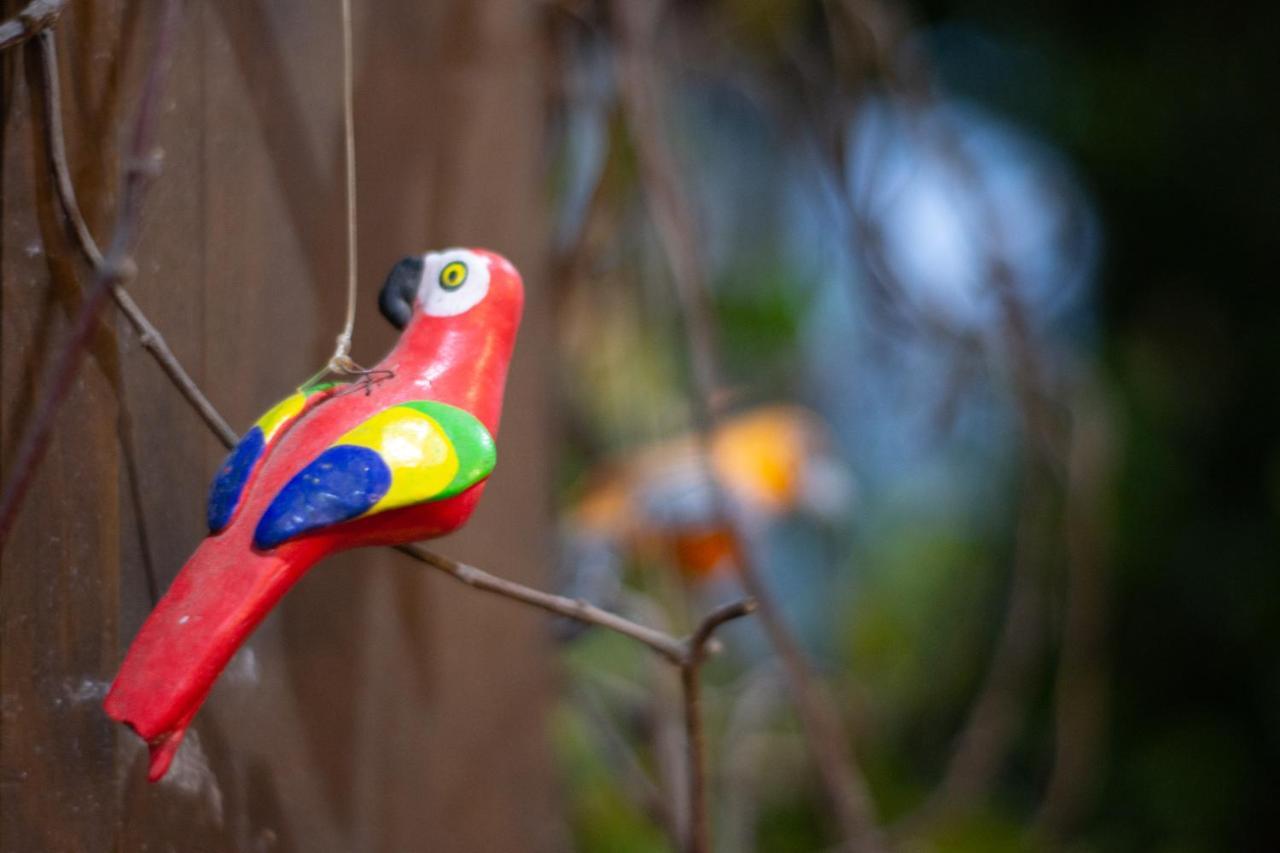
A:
105;248;523;781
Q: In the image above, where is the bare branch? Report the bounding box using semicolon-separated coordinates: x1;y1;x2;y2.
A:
33;29;98;264
395;542;757;853
32;27;239;451
395;543;693;664
688;599;756;665
891;461;1052;838
1034;385;1112;837
609;2;887;849
0;0;66;52
0;0;184;546
892;107;1072;835
801;2;1086;830
680;599;756;853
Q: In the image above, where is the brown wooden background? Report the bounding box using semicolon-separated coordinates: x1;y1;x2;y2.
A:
0;1;562;850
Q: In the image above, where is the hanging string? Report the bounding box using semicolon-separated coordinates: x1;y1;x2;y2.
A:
316;0;360;381
304;0;391;391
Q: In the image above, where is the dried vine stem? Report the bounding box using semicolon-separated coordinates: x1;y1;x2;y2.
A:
32;27;239;448
0;0;184;546
610;2;886;850
0;0;65;51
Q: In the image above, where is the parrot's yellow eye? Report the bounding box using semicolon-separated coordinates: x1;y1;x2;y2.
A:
421;249;489;316
439;261;468;290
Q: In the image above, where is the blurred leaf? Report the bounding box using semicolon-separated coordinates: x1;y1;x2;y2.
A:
712;255;811;383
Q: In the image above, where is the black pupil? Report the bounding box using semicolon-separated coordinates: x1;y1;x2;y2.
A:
442;263;465;288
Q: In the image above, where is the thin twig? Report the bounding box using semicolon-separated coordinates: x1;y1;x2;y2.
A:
399;540;756;853
680;599;757;853
26;28;167;606
638;592;694;838
609;2;886;849
894;112;1070;833
801;2;1085;829
0;0;65;52
32;30;98;262
0;0;184;546
891;459;1052;837
1034;384;1111;837
32;27;239;450
395;542;693;664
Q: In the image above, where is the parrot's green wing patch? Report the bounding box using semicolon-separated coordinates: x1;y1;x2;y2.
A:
252;400;496;549
395;401;498;501
207;381;343;533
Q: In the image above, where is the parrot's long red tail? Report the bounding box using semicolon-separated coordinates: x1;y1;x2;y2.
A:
105;531;325;781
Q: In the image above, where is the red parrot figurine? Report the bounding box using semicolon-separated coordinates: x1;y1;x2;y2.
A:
105;248;523;780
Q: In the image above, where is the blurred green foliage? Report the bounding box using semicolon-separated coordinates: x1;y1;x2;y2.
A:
547;0;1280;850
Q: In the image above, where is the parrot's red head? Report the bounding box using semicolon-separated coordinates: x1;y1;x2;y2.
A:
376;247;524;433
379;247;524;341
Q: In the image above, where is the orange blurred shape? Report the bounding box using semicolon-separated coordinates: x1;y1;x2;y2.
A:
709;405;816;511
669;527;739;579
566;405;840;582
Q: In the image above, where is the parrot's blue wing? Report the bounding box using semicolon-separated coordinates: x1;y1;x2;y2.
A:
207;428;265;531
206;382;341;534
252;446;391;548
252;400;496;550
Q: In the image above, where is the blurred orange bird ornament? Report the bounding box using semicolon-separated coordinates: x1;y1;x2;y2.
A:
564;405;854;584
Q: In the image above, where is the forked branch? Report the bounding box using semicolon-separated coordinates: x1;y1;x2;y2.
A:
397;543;750;667
0;0;66;51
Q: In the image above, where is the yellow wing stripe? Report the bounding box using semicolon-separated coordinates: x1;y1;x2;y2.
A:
255;391;308;443
336;407;460;515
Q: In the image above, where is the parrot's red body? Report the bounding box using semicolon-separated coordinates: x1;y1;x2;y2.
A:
105;248;523;780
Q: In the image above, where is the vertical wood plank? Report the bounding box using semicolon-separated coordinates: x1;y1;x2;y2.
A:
1;0;559;850
1;3;126;849
409;1;562;848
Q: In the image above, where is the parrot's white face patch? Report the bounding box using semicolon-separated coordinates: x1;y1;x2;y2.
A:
418;249;491;317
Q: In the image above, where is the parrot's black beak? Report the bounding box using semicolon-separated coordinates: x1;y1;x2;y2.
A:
378;256;423;330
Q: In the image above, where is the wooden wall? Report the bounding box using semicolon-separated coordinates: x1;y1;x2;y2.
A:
0;1;560;849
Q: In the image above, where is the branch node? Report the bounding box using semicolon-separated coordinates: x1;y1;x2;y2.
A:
682;598;757;668
104;256;138;283
127;148;165;179
0;0;66;52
